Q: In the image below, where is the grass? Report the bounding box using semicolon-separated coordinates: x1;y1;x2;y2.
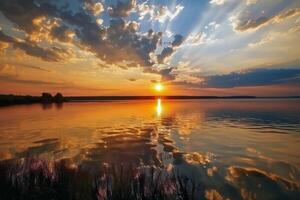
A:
0;158;198;200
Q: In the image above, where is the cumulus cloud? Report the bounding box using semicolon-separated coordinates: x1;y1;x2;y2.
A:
0;0;186;81
137;3;184;23
50;25;75;43
84;0;104;16
232;8;300;32
108;0;136;17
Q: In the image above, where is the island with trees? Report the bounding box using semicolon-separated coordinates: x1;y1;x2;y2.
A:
0;92;66;106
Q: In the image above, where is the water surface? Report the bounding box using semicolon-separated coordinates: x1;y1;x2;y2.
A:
0;99;299;199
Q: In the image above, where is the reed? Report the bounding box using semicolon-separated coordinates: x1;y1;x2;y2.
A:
0;158;198;200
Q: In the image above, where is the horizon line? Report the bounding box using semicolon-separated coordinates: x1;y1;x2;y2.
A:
1;94;300;99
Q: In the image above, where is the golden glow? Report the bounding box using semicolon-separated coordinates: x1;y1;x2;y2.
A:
156;98;162;116
155;83;163;92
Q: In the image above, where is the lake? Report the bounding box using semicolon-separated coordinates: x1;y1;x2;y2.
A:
0;99;299;199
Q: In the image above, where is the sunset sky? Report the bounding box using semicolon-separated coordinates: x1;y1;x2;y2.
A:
0;0;300;96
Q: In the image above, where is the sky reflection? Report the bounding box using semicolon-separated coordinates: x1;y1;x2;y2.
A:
0;99;299;198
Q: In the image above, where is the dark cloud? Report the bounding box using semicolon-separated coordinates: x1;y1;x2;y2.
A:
50;25;74;43
157;34;184;64
0;30;16;43
201;68;300;88
172;34;184;47
235;16;270;32
83;0;104;16
157;47;173;63
128;78;137;81
159;68;176;81
0;0;185;78
107;0;136;17
14;41;67;62
234;8;300;32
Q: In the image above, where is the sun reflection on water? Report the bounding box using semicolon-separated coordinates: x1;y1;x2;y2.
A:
156;98;162;116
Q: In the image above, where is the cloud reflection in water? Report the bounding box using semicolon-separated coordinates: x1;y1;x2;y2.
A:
0;99;299;199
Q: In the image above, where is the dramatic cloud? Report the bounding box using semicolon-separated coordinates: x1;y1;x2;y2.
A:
1;0;298;95
233;8;300;32
108;0;136;17
0;30;69;62
0;0;185;76
50;25;75;43
201;68;300;88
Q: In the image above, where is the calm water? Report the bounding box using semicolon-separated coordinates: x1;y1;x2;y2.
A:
0;99;300;199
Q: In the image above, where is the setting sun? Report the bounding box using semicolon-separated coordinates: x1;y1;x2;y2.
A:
155;83;163;92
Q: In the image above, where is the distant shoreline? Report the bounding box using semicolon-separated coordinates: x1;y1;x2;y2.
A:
66;95;300;101
1;94;300;106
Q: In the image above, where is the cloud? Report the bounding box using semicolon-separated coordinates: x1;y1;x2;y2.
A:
128;78;137;81
0;64;17;77
172;34;184;47
0;0;56;34
0;75;64;85
185;32;206;46
108;0;136;17
0;63;57;85
232;8;300;32
137;3;184;23
157;47;173;64
0;30;69;62
201;68;300;88
246;0;258;5
209;0;228;6
50;25;75;43
157;34;184;63
0;41;9;51
17;64;51;72
0;0;185;80
159;68;176;81
84;0;104;16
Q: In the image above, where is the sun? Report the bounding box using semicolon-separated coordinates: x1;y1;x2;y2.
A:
155;83;163;92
